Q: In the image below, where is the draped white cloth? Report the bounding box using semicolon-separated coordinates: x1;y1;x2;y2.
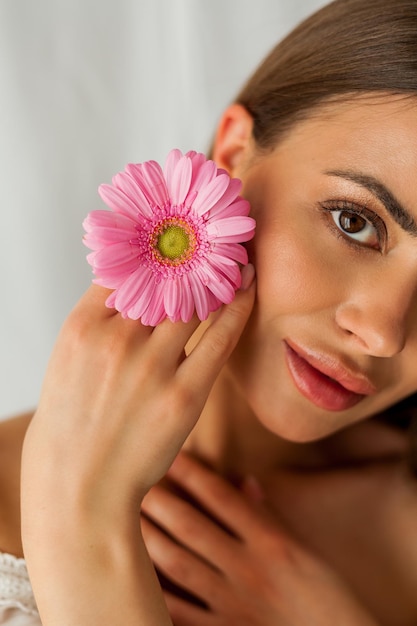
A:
0;0;327;419
0;553;39;625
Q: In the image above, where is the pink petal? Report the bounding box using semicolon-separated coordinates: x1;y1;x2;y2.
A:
207;254;241;287
208;198;251;221
179;274;195;322
185;159;217;205
140;160;169;208
141;281;167;326
164;149;183;186
206;216;256;243
113;171;154;220
83;209;137;231
192;174;230;216
114;266;153;313
90;255;141;287
83;211;139;251
207;289;222;313
88;251;139;275
125;161;168;208
98;184;141;221
84;235;119;251
92;273;130;289
206;178;243;218
197;265;236;303
185;150;199;162
188;272;210;321
169;156;193;206
105;290;117;309
87;241;139;270
127;272;157;320
213;242;248;265
84;225;138;245
164;276;181;320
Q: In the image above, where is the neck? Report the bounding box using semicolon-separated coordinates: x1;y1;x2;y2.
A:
183;364;321;482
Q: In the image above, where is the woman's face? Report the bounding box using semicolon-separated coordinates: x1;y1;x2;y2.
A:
227;96;417;442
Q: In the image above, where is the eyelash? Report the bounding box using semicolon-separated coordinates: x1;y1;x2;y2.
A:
319;200;387;252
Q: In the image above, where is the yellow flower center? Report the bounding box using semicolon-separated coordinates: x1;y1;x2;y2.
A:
158;224;190;260
151;219;197;266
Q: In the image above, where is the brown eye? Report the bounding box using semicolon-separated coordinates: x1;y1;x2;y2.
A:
338;211;367;234
330;209;379;247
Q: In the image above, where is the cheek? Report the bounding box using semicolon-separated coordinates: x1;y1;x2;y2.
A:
254;228;334;317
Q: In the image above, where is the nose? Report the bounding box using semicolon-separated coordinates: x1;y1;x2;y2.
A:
335;271;416;358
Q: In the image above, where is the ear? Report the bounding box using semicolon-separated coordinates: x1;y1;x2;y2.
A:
212;104;254;176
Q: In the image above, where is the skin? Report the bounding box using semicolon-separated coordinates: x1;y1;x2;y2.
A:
204;96;417;448
141;452;417;626
10;95;417;625
139;97;417;625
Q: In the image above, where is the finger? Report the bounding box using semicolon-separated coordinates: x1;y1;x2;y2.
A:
164;591;215;626
147;314;202;366
69;285;154;344
61;285;152;354
70;284;119;321
141;515;224;607
141;485;238;566
177;269;256;393
148;264;255;369
166;453;265;539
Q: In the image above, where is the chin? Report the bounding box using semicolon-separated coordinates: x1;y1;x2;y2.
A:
256;402;365;444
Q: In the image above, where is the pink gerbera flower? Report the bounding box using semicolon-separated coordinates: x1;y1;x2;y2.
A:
83;149;255;325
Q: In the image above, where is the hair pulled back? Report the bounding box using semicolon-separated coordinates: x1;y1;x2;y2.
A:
236;0;417;149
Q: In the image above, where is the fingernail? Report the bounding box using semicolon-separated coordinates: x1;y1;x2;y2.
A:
240;263;255;290
242;474;265;503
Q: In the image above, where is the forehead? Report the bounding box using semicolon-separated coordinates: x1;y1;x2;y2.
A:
270;94;417;206
280;94;417;160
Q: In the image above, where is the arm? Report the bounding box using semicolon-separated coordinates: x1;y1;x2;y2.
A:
20;274;255;626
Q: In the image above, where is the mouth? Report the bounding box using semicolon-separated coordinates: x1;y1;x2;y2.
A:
283;339;376;412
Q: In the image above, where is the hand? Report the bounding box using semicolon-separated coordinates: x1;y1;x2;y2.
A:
141;453;379;626
20;270;255;625
23;271;255;513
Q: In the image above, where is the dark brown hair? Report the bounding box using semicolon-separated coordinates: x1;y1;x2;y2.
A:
236;0;417;149
234;0;417;468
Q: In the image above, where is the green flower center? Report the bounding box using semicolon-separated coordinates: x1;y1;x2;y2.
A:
151;218;197;266
157;224;190;260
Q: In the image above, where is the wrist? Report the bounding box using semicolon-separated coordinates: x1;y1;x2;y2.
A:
24;525;171;626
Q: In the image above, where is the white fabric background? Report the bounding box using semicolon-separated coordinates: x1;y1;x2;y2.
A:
0;0;327;419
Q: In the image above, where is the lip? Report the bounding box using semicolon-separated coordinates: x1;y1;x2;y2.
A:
284;339;376;412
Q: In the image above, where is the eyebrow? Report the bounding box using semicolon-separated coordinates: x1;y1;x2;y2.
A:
324;169;417;237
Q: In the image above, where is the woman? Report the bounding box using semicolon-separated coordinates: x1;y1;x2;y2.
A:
2;0;417;623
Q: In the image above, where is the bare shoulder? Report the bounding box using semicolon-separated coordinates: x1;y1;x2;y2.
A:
0;412;33;557
0;412;33;473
